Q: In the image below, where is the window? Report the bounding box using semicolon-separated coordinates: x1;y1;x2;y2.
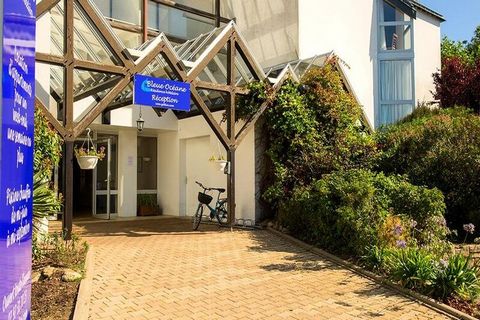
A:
93;0;141;25
379;1;413;51
148;1;216;40
377;0;415;126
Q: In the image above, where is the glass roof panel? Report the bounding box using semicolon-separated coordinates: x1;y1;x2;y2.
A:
73;2;120;65
174;26;225;63
194;44;228;84
72;70;119;100
36;2;64;55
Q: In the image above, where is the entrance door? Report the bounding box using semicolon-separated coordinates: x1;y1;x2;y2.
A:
185;136;211;216
93;136;118;219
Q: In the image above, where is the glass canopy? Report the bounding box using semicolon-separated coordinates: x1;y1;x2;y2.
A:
39;1;345;122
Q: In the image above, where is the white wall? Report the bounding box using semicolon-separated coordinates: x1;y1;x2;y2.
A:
157;112;256;221
414;11;442;104
117;129;137;217
298;0;377;125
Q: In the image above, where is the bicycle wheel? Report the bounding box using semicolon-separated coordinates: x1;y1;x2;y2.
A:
193;204;203;230
215;203;228;226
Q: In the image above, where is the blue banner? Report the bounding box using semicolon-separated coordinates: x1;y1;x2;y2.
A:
0;0;36;319
133;75;191;112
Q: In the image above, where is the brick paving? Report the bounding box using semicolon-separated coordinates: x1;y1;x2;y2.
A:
75;217;455;320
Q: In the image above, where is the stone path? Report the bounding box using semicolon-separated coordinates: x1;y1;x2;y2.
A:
76;217;455;320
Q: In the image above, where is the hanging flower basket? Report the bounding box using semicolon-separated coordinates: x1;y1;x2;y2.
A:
77;155;99;170
74;128;106;170
215;160;228;172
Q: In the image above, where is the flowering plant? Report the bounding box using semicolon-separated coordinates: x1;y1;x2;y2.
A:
209;154;226;162
74;145;106;160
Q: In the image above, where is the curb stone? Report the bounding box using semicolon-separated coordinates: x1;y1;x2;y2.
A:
73;247;93;320
267;227;477;320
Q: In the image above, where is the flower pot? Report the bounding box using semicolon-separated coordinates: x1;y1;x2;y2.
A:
215;160;228;172
76;155;99;170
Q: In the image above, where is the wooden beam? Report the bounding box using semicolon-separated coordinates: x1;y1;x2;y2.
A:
64;0;75;130
142;0;148;43
35;52;65;66
194;80;232;93
215;0;221;27
37;0;60;18
190;88;230;150
63;141;74;240
35;97;68;138
74;60;127;75
226;38;236;227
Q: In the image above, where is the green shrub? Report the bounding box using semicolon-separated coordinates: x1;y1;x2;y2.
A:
376;107;480;234
387;248;437;295
243;61;376;209
434;254;480;301
279;169;449;256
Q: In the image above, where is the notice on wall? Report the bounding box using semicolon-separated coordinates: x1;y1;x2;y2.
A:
0;1;36;319
133;74;191;112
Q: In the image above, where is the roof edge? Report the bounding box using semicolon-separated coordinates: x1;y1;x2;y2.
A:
410;1;445;22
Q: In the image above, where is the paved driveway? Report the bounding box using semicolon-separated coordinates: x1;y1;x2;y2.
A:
76;217;455;320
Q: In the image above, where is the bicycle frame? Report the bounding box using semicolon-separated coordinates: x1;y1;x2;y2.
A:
199;186;224;215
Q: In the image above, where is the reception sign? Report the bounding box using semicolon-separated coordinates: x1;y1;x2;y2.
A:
0;1;36;319
133;75;191;111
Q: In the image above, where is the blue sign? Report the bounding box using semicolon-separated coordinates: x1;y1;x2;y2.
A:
133;75;191;112
0;0;36;319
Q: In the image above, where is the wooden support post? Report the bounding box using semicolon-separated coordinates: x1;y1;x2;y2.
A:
227;148;235;227
214;0;221;28
63;140;74;240
142;0;148;43
226;38;236;227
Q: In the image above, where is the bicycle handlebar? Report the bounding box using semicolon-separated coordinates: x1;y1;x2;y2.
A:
195;181;225;193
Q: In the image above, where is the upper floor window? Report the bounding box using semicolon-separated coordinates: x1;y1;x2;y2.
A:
379;1;413;51
377;0;415;127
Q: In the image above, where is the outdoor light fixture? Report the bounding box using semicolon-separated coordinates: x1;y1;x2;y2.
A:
136;108;145;132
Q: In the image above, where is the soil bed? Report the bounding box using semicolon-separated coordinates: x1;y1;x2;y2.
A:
31;270;79;320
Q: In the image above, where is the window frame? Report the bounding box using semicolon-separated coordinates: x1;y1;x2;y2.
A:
377;0;416;127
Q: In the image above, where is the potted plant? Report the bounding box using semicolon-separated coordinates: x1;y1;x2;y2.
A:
137;194;161;216
75;128;106;170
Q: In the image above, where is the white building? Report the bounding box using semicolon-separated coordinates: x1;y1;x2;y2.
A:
35;0;443;228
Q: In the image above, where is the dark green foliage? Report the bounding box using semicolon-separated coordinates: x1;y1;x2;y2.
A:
376;107;480;232
279;169;448;256
34;108;63;181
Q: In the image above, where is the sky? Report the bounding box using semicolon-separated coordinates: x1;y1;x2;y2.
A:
419;0;480;42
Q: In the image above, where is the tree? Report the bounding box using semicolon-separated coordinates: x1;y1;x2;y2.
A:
434;25;480;112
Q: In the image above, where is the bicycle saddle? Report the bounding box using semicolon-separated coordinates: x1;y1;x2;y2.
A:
215;188;226;193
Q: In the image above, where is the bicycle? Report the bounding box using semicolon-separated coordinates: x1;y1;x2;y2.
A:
192;181;228;230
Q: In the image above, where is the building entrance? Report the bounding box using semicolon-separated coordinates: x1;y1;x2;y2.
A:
73;135;118;220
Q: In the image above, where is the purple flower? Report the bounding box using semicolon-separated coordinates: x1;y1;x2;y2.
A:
410;220;418;228
396;240;407;248
439;259;448;269
463;223;475;234
393;225;403;236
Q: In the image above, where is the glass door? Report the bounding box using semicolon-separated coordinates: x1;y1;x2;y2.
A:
93;136;118;219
